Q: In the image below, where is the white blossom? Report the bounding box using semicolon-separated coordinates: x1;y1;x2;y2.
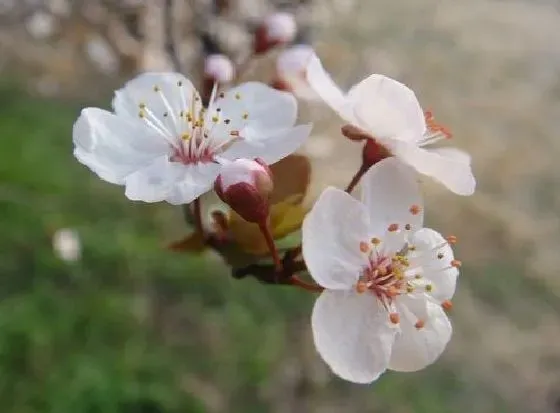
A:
73;73;311;205
306;53;475;195
302;158;459;383
53;228;81;262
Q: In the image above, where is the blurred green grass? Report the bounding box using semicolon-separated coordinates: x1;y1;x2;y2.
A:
0;83;521;413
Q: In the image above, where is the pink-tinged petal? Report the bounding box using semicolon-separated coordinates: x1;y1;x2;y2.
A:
112;72;200;125
392;143;476;196
312;290;397;383
389;297;452;372
73;108;168;185
360;157;424;236
302;187;370;290
347;74;426;141
166;163;221;205
305;53;355;123
222;123;312;165
408;228;459;302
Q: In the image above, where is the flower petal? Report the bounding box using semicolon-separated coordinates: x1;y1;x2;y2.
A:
305;53;355;123
302;187;370;290
392;143;476;196
124;158;219;205
389;297;452;372
347;74;426;141
408;228;459;302
73;108;168;184
360;157;423;236
312;289;397;383
222;123;312;165
112;72;200;132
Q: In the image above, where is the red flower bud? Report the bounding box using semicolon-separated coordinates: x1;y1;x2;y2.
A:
214;158;273;223
253;12;296;55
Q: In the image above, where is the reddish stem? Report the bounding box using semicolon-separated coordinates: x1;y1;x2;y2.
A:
193;197;205;239
289;275;324;293
258;220;282;272
345;164;369;193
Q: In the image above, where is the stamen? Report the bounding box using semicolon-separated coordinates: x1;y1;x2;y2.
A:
425;284;433;292
414;320;425;329
388;223;399;232
405;223;411;230
389;313;400;324
451;259;462;268
446;235;458;244
442;300;453;311
437;252;444;259
409;204;421;215
371;237;381;245
359;241;369;253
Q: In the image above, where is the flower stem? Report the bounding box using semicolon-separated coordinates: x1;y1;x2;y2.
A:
193;197;205;239
345;164;369;193
289;275;324;293
258;220;282;272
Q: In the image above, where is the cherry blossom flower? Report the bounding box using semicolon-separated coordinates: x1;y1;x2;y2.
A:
52;228;81;262
306;53;475;196
73;72;311;204
254;12;297;54
272;44;319;101
302;158;459;383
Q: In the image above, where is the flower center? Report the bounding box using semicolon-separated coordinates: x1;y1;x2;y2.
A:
418;111;452;147
136;82;248;166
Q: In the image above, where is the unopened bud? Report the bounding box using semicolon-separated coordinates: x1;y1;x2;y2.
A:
214;158;273;223
204;54;235;84
271;44;316;97
254;12;297;54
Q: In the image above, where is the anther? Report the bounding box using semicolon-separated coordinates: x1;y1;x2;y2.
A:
230;130;240;137
446;235;458;244
425;284;433;292
153;85;160;92
224;119;231;124
405;223;411;230
414;274;422;279
442;300;453;311
451;259;462;268
242;112;249;120
356;280;368;294
219;92;225;98
177;80;183;87
388;223;399;232
212;116;219;123
163;112;168;117
437;252;444;259
181;133;190;140
371;237;381;245
406;285;414;293
409;204;421;215
138;110;145;118
235;93;241;100
414;320;425;329
216;108;221;112
389;313;400;324
359;241;369;253
138;102;146;109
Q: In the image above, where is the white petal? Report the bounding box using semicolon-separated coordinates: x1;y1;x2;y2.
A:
73;108;168;185
392;143;476;196
112;72;200;133
360;157;423;236
389;298;452;372
305;53;355;123
347;74;426;141
222;123;312;165
409;228;459;302
302;187;370;290
124;158;220;205
312;290;397;383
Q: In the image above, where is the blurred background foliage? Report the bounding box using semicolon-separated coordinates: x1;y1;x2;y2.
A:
1;0;560;412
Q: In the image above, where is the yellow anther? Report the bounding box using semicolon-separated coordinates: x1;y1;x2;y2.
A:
442;300;453;311
406;285;414;293
242;112;249;120
187;113;193;122
181;133;190;140
212;116;219;123
356;280;368;294
359;241;369;253
138;110;145;118
230;130;240;137
409;204;421;215
451;259;462;268
425;284;433;292
388;223;399;232
371;237;381;245
138;102;146;109
446;235;458;244
414;274;422;279
414;320;425;329
235;93;241;100
389;313;400;324
153;85;160;92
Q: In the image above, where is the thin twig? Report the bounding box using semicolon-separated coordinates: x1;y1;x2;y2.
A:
164;0;181;71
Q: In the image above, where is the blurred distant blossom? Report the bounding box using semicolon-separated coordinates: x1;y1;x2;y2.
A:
52;228;81;262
